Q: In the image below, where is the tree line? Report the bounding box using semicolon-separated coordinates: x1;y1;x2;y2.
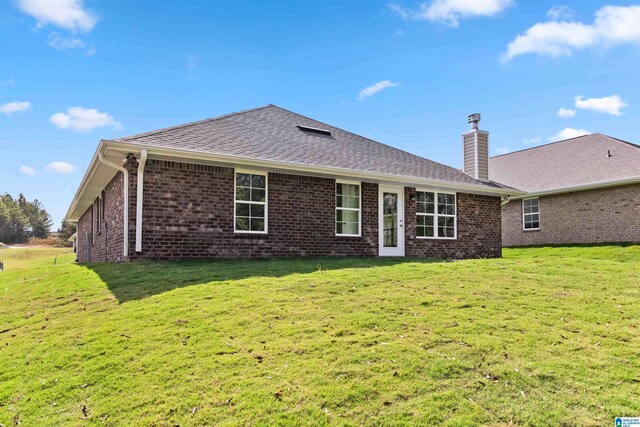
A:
0;193;53;244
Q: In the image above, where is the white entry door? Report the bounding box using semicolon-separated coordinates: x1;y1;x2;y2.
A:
378;186;405;257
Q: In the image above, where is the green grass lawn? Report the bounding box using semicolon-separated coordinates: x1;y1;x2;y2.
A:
1;246;639;426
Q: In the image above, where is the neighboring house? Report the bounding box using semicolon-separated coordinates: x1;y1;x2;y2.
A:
490;133;640;247
66;105;521;262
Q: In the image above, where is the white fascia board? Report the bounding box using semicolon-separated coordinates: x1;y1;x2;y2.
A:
67;139;527;221
101;140;524;197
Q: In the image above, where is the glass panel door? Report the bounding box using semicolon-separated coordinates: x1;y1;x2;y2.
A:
383;192;398;247
379;186;405;257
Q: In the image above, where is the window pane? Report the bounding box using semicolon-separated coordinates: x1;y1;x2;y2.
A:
236;173;251;187
524;199;539;212
337;183;359;197
438;216;453;228
251;188;266;202
251;174;266;188
235;217;249;231
250;204;265;218
343;222;358;235
344;196;360;208
337;194;359;208
341;210;358;223
426;225;434;237
236;187;250;201
250;218;265;232
236;203;250;217
437;216;454;238
437;194;455;215
439;226;455;238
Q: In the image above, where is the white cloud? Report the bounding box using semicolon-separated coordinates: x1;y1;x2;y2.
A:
523;136;542;145
504;5;640;61
549;127;590;142
390;0;512;27
16;0;98;32
574;95;627;116
19;166;37;176
50;107;121;132
357;80;400;101
547;5;574;21
45;161;77;174
48;32;85;50
557;107;576;118
494;146;511;155
0;101;31;114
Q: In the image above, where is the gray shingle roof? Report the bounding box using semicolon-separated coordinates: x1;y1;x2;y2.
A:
111;104;497;188
489;133;640;192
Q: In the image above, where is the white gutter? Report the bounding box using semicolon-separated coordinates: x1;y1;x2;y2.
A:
508;175;640;200
101;140;525;197
98;152;129;257
501;195;511;205
135;149;147;253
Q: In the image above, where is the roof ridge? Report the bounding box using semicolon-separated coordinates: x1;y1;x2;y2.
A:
488;132;625;159
113;104;275;142
267;105;481;183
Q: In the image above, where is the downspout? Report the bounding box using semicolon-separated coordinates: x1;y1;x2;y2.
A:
135;149;147;253
501;195;511;205
98;152;129;257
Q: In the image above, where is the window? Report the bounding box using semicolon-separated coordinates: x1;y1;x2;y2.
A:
96;192;104;233
416;191;456;239
336;182;360;236
523;198;540;230
92;200;96;244
235;171;267;233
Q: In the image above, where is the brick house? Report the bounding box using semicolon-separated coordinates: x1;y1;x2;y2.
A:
66;105;521;262
489;133;640;247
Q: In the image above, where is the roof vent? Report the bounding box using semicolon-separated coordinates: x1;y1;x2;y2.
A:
468;113;481;130
297;125;332;136
607;149;612;158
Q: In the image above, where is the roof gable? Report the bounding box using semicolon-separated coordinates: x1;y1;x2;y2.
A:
489;133;640;192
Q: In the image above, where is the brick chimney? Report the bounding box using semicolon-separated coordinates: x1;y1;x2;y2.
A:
463;113;489;181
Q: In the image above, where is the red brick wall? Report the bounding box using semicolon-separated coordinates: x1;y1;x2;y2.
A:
77;171;128;262
501;183;640;246
77;158;503;261
404;188;502;259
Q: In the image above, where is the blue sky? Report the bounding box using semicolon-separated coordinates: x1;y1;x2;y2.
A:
1;0;639;226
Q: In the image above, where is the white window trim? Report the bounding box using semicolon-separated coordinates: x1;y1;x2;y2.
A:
522;197;540;231
234;169;268;234
335;180;362;237
415;189;457;240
